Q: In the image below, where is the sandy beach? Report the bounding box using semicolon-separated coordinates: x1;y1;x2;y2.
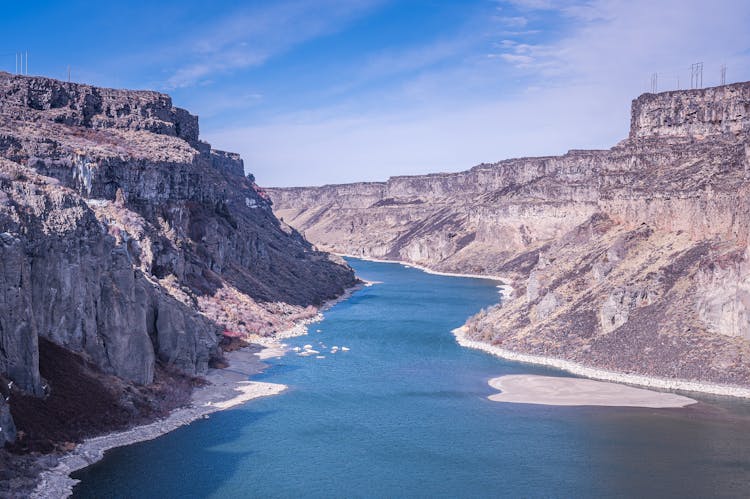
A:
454;326;750;399
488;375;697;408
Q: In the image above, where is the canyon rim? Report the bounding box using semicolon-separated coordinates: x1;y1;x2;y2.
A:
3;2;750;496
268;81;750;394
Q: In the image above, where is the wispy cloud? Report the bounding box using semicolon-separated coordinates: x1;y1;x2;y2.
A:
206;0;750;187
164;0;381;89
495;15;529;28
488;0;750;86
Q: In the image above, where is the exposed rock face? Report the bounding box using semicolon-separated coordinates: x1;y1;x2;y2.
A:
630;83;750;139
0;72;356;448
268;81;750;389
0;398;15;446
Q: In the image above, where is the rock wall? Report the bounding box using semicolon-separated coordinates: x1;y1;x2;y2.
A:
0;72;356;447
630;81;750;140
268;81;750;389
0;73;199;142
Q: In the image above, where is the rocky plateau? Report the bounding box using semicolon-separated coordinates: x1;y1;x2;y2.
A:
268;81;750;391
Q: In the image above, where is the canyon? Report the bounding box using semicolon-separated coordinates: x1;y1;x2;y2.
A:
0;72;356;492
268;81;750;391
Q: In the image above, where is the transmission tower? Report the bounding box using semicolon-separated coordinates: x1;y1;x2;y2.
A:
14;51;28;75
690;62;703;89
650;73;658;93
720;64;727;85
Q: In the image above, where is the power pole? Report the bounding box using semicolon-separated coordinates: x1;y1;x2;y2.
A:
25;50;28;75
690;62;703;89
650;72;658;93
720;64;727;85
67;65;71;82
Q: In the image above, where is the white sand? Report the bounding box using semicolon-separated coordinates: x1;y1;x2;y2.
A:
488;375;696;408
255;343;286;360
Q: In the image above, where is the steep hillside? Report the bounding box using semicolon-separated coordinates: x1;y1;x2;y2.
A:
268;81;750;391
0;72;356;454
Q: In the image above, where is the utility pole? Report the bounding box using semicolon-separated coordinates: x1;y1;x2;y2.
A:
720;64;727;85
14;52;28;75
690;62;703;89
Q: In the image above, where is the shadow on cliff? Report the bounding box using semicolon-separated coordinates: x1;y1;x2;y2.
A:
180;200;357;308
7;339;201;454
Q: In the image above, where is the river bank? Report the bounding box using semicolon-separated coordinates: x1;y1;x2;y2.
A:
332;253;514;298
453;326;750;399
30;346;286;499
28;279;367;498
336;255;750;401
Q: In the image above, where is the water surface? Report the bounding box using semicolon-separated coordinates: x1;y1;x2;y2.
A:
73;258;750;498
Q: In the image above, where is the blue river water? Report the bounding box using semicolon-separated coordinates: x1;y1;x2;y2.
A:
72;258;750;498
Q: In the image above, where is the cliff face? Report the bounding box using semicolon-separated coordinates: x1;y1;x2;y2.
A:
0;72;356;449
268;81;750;389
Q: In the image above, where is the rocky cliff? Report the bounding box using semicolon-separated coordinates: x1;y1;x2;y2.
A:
268;81;750;390
0;72;356;456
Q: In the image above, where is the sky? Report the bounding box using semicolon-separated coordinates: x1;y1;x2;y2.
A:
2;0;749;186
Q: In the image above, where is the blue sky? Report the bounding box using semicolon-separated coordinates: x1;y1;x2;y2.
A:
3;1;750;186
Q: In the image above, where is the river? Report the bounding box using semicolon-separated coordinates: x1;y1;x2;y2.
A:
72;258;750;498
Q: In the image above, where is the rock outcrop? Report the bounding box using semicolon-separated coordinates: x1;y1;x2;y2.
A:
0;72;356;453
268;81;750;389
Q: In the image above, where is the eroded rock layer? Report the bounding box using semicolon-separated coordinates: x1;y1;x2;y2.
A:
268;81;750;389
0;72;356;452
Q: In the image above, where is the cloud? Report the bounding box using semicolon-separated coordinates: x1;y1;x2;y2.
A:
164;0;382;89
503;0;574;10
490;0;750;86
205;0;750;187
495;15;528;28
493;53;534;65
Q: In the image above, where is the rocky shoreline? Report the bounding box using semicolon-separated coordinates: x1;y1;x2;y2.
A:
335;253;514;298
29;280;366;498
453;326;750;400
339;254;750;400
30;346;285;499
269;82;750;396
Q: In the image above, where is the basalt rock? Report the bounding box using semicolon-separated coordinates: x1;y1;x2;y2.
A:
268;81;750;388
0;72;356;450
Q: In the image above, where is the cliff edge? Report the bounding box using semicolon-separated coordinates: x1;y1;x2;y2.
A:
267;81;750;392
0;72;356;468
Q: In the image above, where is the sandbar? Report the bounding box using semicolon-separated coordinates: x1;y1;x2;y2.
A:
488;374;697;408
